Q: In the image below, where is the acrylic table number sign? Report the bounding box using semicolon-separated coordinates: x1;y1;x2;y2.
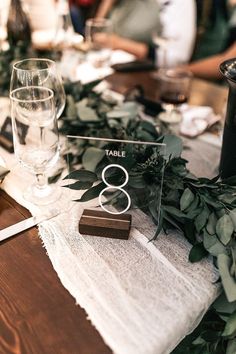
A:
65;136;166;240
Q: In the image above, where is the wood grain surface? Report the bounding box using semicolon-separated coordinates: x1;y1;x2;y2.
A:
107;72;228;115
0;191;112;354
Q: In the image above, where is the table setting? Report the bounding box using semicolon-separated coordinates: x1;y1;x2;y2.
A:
0;11;236;353
0;56;235;354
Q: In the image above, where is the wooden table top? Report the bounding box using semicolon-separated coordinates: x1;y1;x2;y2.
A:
0;71;228;354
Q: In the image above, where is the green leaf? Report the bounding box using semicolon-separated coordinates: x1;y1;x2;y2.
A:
203;230;217;249
65;95;77;119
0;166;10;180
230;246;236;278
229;209;236;232
151;207;163;240
201;194;222;209
222;175;236;186
213;293;236;314
75;182;105;202
226;339;236;354
184;221;196;245
218;254;236;302
201;330;220;342
185;195;200;219
216;214;234;246
163;205;189;219
180;188;195;211
222;311;236;338
128;174;145;188
106;110;130;119
82;147;105;172
139;121;158;136
162;211;183;232
106;102;138;120
48;168;63;184
63;180;93;190
211;174;220;183
206;212;217;235
189;242;208;263
63;169;98;182
192;336;206;346
219;193;236;205
77;99;100;122
194;206;210;233
162;134;183;157
203;231;227;257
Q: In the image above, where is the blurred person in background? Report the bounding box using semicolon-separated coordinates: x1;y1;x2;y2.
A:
21;0;58;32
186;0;236;79
90;0;196;66
192;0;230;61
187;42;236;79
69;0;99;34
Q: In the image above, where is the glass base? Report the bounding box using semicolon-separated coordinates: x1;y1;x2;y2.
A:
23;183;61;206
158;109;182;135
159;109;182;124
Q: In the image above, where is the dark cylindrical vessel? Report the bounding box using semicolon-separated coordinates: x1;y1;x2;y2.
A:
220;58;236;178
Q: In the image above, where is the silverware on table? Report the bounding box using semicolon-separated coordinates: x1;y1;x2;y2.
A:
0;210;59;242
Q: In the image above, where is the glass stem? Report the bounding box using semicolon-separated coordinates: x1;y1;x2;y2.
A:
35;173;48;190
165;103;175;118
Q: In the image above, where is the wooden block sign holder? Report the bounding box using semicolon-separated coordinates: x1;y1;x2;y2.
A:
79;209;132;240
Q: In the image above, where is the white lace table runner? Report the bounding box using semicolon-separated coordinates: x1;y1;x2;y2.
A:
0;124;221;354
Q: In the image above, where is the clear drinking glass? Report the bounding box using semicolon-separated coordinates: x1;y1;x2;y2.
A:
85;18;112;68
10;86;61;205
54;0;75;48
158;68;192;134
10;58;66;119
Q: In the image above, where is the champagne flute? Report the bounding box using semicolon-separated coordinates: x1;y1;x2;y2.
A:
10;58;66;119
10;86;61;205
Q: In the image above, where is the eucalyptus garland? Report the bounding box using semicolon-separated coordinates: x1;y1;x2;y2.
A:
60;80;236;354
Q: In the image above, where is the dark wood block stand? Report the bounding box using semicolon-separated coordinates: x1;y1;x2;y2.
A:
79;209;132;240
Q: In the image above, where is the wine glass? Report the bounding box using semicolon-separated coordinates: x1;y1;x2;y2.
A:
10;58;66;119
85;18;112;68
152;35;173;70
54;0;75;48
10;86;61;205
158;68;192;134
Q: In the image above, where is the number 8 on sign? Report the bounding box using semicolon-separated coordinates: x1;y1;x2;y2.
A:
99;164;131;215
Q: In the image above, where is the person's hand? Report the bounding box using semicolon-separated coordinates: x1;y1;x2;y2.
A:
93;32;120;50
229;0;236;6
93;32;148;59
